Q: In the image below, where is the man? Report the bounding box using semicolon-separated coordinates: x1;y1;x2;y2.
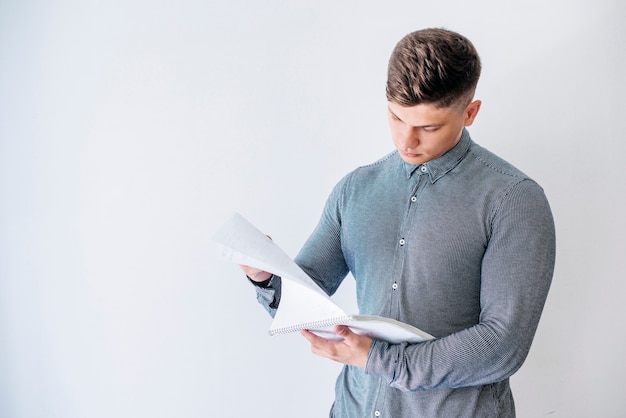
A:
242;28;555;417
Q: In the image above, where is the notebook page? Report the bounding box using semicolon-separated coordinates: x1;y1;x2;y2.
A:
213;212;324;294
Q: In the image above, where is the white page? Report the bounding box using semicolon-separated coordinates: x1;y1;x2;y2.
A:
212;212;325;293
269;278;349;335
212;213;347;324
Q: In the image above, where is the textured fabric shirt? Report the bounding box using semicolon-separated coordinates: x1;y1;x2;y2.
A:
254;129;555;417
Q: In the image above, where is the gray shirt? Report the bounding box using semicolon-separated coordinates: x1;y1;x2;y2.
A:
255;129;555;417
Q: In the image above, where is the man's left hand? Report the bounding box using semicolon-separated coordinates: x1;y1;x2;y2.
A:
300;326;373;368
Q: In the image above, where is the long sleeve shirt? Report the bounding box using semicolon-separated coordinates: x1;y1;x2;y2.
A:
254;129;556;417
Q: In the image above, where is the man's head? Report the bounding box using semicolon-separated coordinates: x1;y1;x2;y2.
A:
386;28;481;109
386;28;482;165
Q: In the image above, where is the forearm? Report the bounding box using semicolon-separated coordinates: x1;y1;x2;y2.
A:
366;320;531;391
365;272;553;391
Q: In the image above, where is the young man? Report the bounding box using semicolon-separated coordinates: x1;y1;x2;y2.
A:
242;28;555;417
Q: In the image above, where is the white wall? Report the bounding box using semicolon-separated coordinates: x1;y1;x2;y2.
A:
1;1;624;417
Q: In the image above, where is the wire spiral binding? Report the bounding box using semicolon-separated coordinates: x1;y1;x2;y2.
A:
268;315;353;336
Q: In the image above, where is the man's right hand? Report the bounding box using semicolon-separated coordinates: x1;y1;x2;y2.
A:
239;265;272;283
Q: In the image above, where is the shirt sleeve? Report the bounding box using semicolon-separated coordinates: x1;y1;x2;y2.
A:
364;179;556;391
251;274;282;318
294;177;351;297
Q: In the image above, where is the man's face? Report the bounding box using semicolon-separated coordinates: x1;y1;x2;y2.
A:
387;100;481;165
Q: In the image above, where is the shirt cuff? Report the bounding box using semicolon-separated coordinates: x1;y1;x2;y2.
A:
365;339;400;384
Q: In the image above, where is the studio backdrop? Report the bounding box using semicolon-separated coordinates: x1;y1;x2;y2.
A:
1;1;624;417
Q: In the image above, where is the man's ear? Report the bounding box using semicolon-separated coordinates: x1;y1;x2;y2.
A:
464;100;482;126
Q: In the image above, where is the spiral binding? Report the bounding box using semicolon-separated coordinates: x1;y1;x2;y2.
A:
268;315;353;336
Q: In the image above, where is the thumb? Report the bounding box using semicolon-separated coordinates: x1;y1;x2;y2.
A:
335;325;353;339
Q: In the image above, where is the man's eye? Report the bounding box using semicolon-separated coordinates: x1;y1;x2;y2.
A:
423;126;439;132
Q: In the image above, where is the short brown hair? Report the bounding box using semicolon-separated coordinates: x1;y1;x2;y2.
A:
386;28;481;108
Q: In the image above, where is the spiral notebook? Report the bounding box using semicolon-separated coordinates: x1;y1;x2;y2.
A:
212;212;434;344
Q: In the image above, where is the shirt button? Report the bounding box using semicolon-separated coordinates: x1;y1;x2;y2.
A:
374;411;381;417
392;282;398;290
420;166;427;173
410;196;417;202
399;239;405;246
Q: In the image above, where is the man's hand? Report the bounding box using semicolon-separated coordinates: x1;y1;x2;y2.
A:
239;264;272;282
300;326;373;368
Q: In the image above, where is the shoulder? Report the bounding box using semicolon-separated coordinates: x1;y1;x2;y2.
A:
344;151;400;183
459;141;551;216
463;141;548;197
465;143;552;225
326;151;401;204
466;141;529;181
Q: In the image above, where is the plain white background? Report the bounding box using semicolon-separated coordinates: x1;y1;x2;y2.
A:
1;0;625;417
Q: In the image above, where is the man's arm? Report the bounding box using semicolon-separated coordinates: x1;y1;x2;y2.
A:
362;179;556;391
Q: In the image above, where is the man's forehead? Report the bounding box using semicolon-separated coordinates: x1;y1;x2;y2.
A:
388;101;457;125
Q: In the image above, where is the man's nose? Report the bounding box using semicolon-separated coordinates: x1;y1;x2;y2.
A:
399;126;420;149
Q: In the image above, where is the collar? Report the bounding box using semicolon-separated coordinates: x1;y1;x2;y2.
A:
402;128;473;182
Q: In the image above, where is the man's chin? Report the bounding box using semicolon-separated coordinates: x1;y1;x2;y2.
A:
400;152;427;165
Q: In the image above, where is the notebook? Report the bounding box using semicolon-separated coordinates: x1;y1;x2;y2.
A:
212;212;434;344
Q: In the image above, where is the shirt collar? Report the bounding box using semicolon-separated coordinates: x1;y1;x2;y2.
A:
402;128;473;182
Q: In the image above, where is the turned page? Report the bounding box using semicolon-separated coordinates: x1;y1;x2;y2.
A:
212;213;348;331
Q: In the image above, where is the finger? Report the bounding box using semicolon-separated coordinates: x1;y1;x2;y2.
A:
300;329;333;347
300;329;318;343
301;330;337;356
334;325;351;339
